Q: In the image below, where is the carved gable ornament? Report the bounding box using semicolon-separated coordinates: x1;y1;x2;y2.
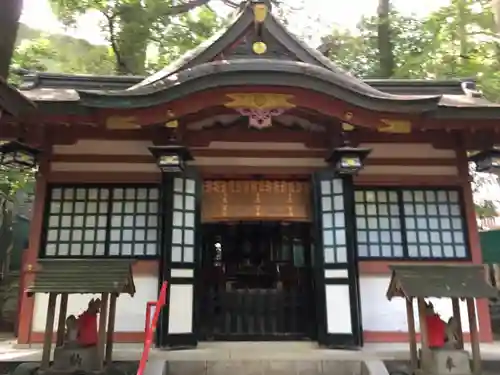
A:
224;93;296;129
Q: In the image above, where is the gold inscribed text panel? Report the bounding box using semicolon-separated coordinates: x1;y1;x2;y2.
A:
202;180;311;222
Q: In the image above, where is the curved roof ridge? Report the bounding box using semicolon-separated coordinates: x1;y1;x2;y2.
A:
123;59;438;101
129;1;390;98
262;16;384;97
78;59;442;114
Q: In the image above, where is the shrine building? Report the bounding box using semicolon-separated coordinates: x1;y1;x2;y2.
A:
1;0;499;348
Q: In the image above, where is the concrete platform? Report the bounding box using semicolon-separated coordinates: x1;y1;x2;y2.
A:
5;341;500;362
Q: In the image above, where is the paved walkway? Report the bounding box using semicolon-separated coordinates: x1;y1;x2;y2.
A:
0;341;500;362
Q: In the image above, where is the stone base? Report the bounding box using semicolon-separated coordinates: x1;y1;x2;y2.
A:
420;349;471;375
51;345;101;372
146;360;366;375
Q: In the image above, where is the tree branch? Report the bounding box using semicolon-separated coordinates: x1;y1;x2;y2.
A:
101;9;129;74
221;0;241;8
468;30;500;43
165;0;212;15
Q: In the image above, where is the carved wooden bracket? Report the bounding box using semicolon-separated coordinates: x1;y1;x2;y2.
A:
224;93;296;129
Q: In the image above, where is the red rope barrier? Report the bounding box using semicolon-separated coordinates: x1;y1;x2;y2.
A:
137;281;167;375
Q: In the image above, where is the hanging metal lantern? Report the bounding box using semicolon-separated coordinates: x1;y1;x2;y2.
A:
148;144;193;173
326;145;372;175
468;149;500;173
0;140;41;170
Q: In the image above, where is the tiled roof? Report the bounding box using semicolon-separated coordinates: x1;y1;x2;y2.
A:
386;264;497;300
26;259;136;296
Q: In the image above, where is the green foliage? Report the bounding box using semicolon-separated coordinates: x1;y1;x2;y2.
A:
8;38;55;85
47;0;228;75
0;168;35;199
476;200;498;219
147;7;226;72
323;0;500;101
320;0;500;217
8;24;115;84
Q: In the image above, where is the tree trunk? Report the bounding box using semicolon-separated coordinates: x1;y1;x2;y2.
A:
456;0;468;64
493;0;500;34
115;0;151;75
0;0;23;79
489;0;500;66
377;0;394;78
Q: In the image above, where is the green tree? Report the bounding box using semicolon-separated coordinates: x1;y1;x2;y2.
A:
472;169;499;220
0;168;34;198
321;0;500;217
48;0;236;75
10;38;56;72
377;0;394;78
322;0;500;100
320;11;435;78
14;23;117;74
146;7;228;72
0;0;23;78
476;200;498;220
8;35;116;85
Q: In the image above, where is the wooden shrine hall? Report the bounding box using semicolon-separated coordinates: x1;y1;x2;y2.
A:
1;0;500;349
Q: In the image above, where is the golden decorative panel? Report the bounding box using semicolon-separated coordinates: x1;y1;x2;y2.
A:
224;93;296;110
106;116;139;130
202;180;311;223
378;119;412;134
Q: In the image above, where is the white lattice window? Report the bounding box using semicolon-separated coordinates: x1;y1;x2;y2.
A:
44;185;159;257
355;188;468;259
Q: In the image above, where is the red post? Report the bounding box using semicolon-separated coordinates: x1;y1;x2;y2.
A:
144;301;156;338
16;250;27;337
137;281;167;375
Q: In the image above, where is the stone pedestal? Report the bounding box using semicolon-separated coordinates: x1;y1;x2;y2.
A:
420;349;471;375
52;345;100;372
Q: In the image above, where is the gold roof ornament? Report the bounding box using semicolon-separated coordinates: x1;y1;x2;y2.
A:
342;123;355;132
224;93;295;110
165;120;179;128
253;3;268;23
252;41;267;55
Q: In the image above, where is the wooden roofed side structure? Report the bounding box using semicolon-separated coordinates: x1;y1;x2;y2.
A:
26;259;136;371
26;259;136;296
386;264;497;375
386;264;498;300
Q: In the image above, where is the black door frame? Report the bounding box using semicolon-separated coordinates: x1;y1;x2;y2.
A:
156;171;201;348
312;172;363;348
197;221;317;341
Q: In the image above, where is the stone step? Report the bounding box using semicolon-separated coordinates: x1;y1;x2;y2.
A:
143;359;388;375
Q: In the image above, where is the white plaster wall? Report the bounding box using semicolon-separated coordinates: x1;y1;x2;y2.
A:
325;284;352;334
359;276;479;332
33;276;158;332
167;284;193;334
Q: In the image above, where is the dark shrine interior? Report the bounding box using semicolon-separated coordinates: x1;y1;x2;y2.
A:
200;221;316;338
201;221;312;290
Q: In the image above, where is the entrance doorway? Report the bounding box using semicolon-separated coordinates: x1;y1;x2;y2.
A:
199;221;316;340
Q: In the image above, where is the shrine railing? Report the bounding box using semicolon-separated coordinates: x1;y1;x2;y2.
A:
137;281;167;375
